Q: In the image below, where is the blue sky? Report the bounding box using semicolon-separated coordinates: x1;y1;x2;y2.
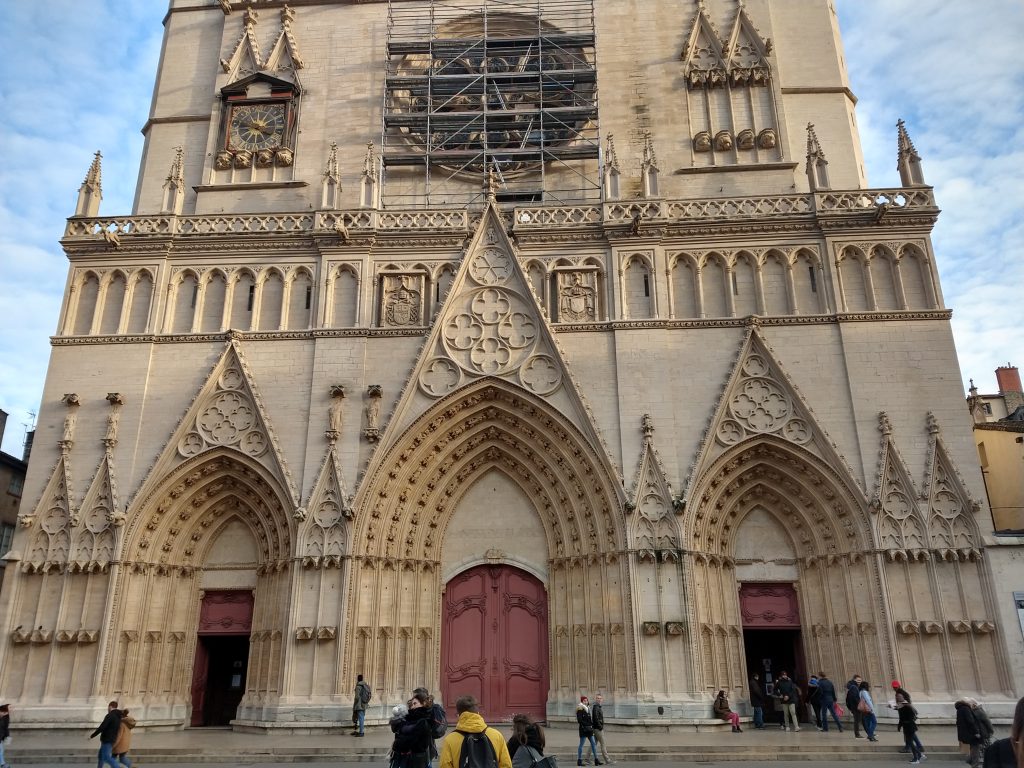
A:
1;1;1022;457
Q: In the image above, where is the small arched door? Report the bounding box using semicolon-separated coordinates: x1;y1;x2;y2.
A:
441;564;548;722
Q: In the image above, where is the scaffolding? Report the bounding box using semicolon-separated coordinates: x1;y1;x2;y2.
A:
383;0;600;207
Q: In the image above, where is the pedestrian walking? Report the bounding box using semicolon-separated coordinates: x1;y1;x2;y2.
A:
0;703;10;768
982;694;1023;768
957;698;986;768
438;695;511;768
894;693;923;764
352;674;372;736
592;693;613;764
892;680;913;703
858;680;878;742
846;674;864;738
775;671;800;732
967;699;995;749
112;707;136;768
714;690;743;732
817;673;843;732
749;674;766;729
89;701;123;768
808;675;823;730
576;696;602;766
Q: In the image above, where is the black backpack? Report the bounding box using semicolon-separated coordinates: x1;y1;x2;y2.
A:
429;703;448;739
457;729;499;768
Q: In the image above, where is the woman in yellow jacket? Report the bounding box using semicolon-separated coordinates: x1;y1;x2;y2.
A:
438;696;512;768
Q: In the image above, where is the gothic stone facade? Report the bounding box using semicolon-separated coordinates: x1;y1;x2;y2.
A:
2;0;1022;730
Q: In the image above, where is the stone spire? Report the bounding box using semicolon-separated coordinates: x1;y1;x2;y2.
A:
603;134;621;200
161;146;186;215
805;123;830;191
896;119;926;187
321;141;340;210
75;151;103;217
360;142;379;209
641;131;660;198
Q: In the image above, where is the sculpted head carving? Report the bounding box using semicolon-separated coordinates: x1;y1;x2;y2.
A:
757;128;777;149
233;150;253;169
693;131;712;152
737;129;755;150
215;151;233;170
714;131;733;152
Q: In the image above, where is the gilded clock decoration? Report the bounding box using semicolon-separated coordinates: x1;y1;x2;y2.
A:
228;103;286;151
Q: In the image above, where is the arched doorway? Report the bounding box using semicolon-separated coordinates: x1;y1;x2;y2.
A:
442;564;548;722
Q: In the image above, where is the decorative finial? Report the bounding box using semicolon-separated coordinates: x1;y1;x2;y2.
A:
641;413;654;439
243;5;258;26
281;4;295;24
877;411;892;436
484;166;500;202
321;141;341;210
162;147;186;215
75;152;103;217
805;123;830;191
896;119;926;187
606;134;619;171
926;411;940;435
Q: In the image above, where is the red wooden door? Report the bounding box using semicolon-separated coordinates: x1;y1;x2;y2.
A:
442;565;548;722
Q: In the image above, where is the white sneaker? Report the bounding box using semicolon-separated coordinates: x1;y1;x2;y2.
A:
910;760;921;765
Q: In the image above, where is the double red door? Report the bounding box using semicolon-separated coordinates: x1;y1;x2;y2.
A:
441;565;548;722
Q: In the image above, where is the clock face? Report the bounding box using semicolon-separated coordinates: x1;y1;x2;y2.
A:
228;103;286;151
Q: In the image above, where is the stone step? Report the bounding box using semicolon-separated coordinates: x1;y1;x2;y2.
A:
4;744;963;764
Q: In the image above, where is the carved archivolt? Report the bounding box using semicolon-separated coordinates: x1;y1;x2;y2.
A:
353;382;624;563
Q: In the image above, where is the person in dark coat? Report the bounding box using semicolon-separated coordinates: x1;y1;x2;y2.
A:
714;690;743;732
89;701;123;768
983;694;1023;768
0;703;10;768
749;674;766;729
775;671;800;732
508;716;546;768
957;698;985;768
576;696;602;767
894;693;923;763
846;675;864;737
391;692;433;768
817;673;842;732
807;676;822;730
592;693;611;764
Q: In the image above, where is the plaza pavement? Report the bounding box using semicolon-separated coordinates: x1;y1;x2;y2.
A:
3;722;1003;765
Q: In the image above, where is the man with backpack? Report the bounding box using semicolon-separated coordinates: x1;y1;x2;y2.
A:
845;674;864;738
438;694;511;768
352;674;372;736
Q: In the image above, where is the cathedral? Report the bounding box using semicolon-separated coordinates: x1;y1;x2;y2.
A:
2;0;1021;731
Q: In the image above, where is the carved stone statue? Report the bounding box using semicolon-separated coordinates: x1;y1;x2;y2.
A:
714;130;733;152
693;131;712;153
364;385;383;441
326;385;345;443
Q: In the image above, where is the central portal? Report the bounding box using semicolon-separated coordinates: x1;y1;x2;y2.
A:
441;564;548;722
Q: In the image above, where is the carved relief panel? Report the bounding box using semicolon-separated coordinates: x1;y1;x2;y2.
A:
554;269;598;323
380;273;426;328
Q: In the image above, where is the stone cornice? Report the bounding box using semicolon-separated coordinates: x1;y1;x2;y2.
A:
50;310;954;346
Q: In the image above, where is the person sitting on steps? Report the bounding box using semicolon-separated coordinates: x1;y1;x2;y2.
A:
714;690;743;732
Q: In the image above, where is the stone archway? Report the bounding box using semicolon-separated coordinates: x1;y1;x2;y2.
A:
683;437;888;699
346;381;632;715
104;451;294;726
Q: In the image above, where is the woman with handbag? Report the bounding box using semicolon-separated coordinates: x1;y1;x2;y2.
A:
858;681;878;742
